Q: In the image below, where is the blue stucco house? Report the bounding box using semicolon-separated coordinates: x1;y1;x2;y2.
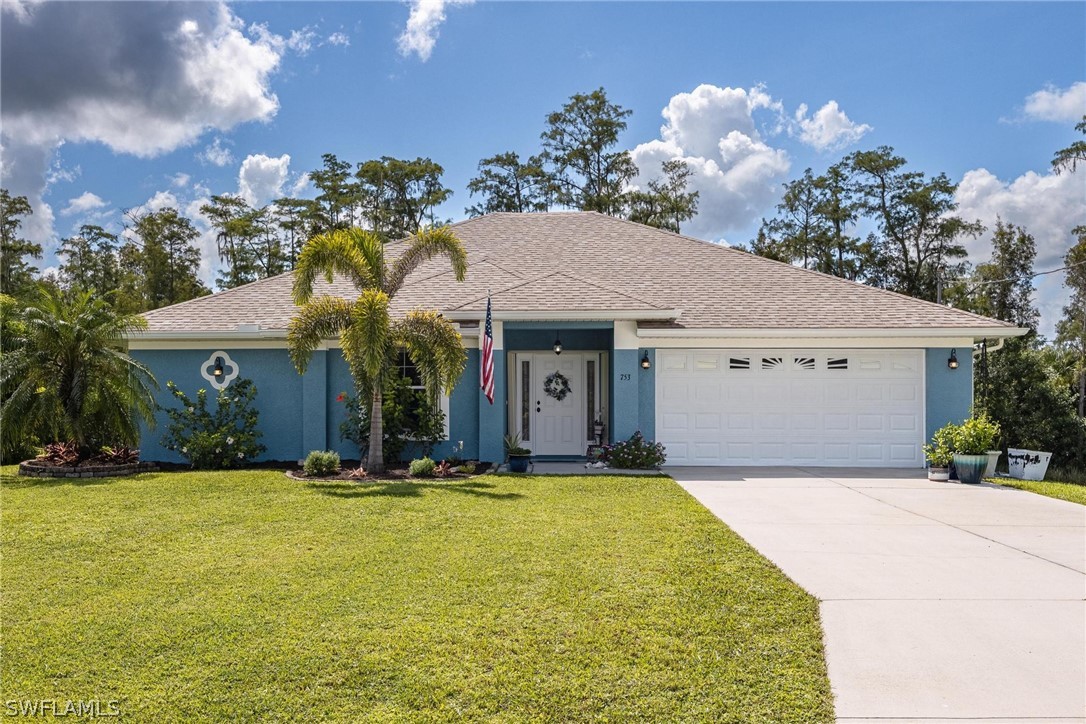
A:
130;212;1023;467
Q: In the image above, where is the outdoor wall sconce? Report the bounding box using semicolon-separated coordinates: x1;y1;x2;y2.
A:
553;333;563;355
641;351;651;369
201;350;239;391
948;349;959;370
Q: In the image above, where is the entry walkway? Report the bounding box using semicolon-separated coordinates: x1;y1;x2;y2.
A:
668;467;1086;722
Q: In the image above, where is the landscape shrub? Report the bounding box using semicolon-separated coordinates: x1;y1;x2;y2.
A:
606;432;666;469
339;376;446;463
162;378;265;469
409;457;436;477
303;450;341;477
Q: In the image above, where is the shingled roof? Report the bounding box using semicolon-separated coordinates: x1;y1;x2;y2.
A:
140;211;1018;336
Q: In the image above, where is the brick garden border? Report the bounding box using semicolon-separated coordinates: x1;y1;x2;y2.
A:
18;461;159;479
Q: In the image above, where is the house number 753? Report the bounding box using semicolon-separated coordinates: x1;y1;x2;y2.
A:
620;373;632;381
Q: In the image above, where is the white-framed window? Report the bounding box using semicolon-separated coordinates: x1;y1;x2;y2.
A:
396;350;450;440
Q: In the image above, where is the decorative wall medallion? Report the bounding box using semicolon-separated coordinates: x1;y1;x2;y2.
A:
200;350;239;391
543;371;572;401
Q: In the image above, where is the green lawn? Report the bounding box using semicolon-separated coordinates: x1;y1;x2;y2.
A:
1;468;832;722
989;477;1086;506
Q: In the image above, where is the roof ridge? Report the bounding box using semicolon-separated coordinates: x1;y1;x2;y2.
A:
555;270;666;309
445;271;565;311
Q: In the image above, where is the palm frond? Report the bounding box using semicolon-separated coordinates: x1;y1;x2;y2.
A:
394;309;467;397
286;296;354;373
385;226;468;295
341;289;392;386
292;229;379;305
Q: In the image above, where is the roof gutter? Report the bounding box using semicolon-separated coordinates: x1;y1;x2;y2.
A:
636;326;1028;342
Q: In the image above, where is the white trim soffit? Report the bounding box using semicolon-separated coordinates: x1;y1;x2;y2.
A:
637;326;1027;341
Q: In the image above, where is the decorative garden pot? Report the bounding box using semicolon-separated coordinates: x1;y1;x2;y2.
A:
1007;448;1052;481
928;466;950;482
952;454;989;484
508;454;531;473
984;450;1001;478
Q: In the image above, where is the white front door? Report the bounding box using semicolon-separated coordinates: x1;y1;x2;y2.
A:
531;353;585;456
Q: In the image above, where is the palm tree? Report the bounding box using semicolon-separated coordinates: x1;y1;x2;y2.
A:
288;227;467;472
1;288;158;458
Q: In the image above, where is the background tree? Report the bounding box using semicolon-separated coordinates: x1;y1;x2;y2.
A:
627;159;699;233
466;152;554;216
541;87;638;215
1051;116;1086;174
847;147;981;300
287;227;467;472
751;164;869;279
272;197;319;269
309;153;356;232
0;189;42;298
1056;227;1086;416
201;194;260;289
58;224;121;295
122;207;209;310
0;288;157;459
356;156;452;239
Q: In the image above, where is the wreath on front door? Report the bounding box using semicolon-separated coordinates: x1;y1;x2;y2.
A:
543;371;572;401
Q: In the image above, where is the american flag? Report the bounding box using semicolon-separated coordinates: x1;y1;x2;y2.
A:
481;291;494;404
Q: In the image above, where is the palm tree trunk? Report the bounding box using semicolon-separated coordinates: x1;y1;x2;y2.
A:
369;387;385;473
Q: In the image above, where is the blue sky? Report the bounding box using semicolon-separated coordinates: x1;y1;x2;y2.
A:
2;1;1083;336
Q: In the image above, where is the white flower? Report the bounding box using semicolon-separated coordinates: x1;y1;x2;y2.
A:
187;407;194;413
215;448;221;453
237;452;244;459
181;446;188;453
226;437;235;445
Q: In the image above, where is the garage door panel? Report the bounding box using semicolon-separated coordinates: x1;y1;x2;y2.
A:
656;349;924;467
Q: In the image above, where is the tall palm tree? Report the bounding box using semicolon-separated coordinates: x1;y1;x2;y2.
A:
288;227;467;472
1;288;158;458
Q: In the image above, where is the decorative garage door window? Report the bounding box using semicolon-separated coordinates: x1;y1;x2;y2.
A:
543;371;572;401
200;350;239;391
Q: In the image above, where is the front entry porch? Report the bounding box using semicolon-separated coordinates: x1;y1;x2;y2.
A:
508;350;607;458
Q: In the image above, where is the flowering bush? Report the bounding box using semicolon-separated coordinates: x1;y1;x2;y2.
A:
605;431;666;469
162;379;265;469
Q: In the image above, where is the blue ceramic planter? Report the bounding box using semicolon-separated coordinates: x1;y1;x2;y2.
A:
953;454;988;484
508;454;530;473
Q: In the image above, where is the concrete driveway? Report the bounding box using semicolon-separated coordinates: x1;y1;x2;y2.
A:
668;467;1086;723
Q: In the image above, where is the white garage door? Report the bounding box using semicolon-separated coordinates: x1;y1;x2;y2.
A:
655;349;924;467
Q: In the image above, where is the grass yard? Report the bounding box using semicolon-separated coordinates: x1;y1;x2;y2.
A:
1;468;833;722
989;477;1086;506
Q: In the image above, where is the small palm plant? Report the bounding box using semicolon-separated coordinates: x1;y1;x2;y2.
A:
288;227;467;473
0;288;157;459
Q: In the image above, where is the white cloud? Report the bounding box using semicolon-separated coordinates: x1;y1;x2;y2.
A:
792;100;872;152
199;137;235;167
171;172;191;188
1023;81;1086;123
60;191;108;216
954;166;1085;338
290;172;312;196
326;32;350;47
238;153;291;206
287;26;318;56
398;0;473;62
630;84;790;240
144;190;180;213
1;1;284;251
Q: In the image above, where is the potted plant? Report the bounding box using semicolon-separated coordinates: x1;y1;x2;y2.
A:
951;414;1001;484
503;433;532;473
592;409;605;445
923;423;956;481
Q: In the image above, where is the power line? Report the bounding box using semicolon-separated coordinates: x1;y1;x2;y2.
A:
937;258;1086;304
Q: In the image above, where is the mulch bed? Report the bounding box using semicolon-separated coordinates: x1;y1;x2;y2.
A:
285;462;493;483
